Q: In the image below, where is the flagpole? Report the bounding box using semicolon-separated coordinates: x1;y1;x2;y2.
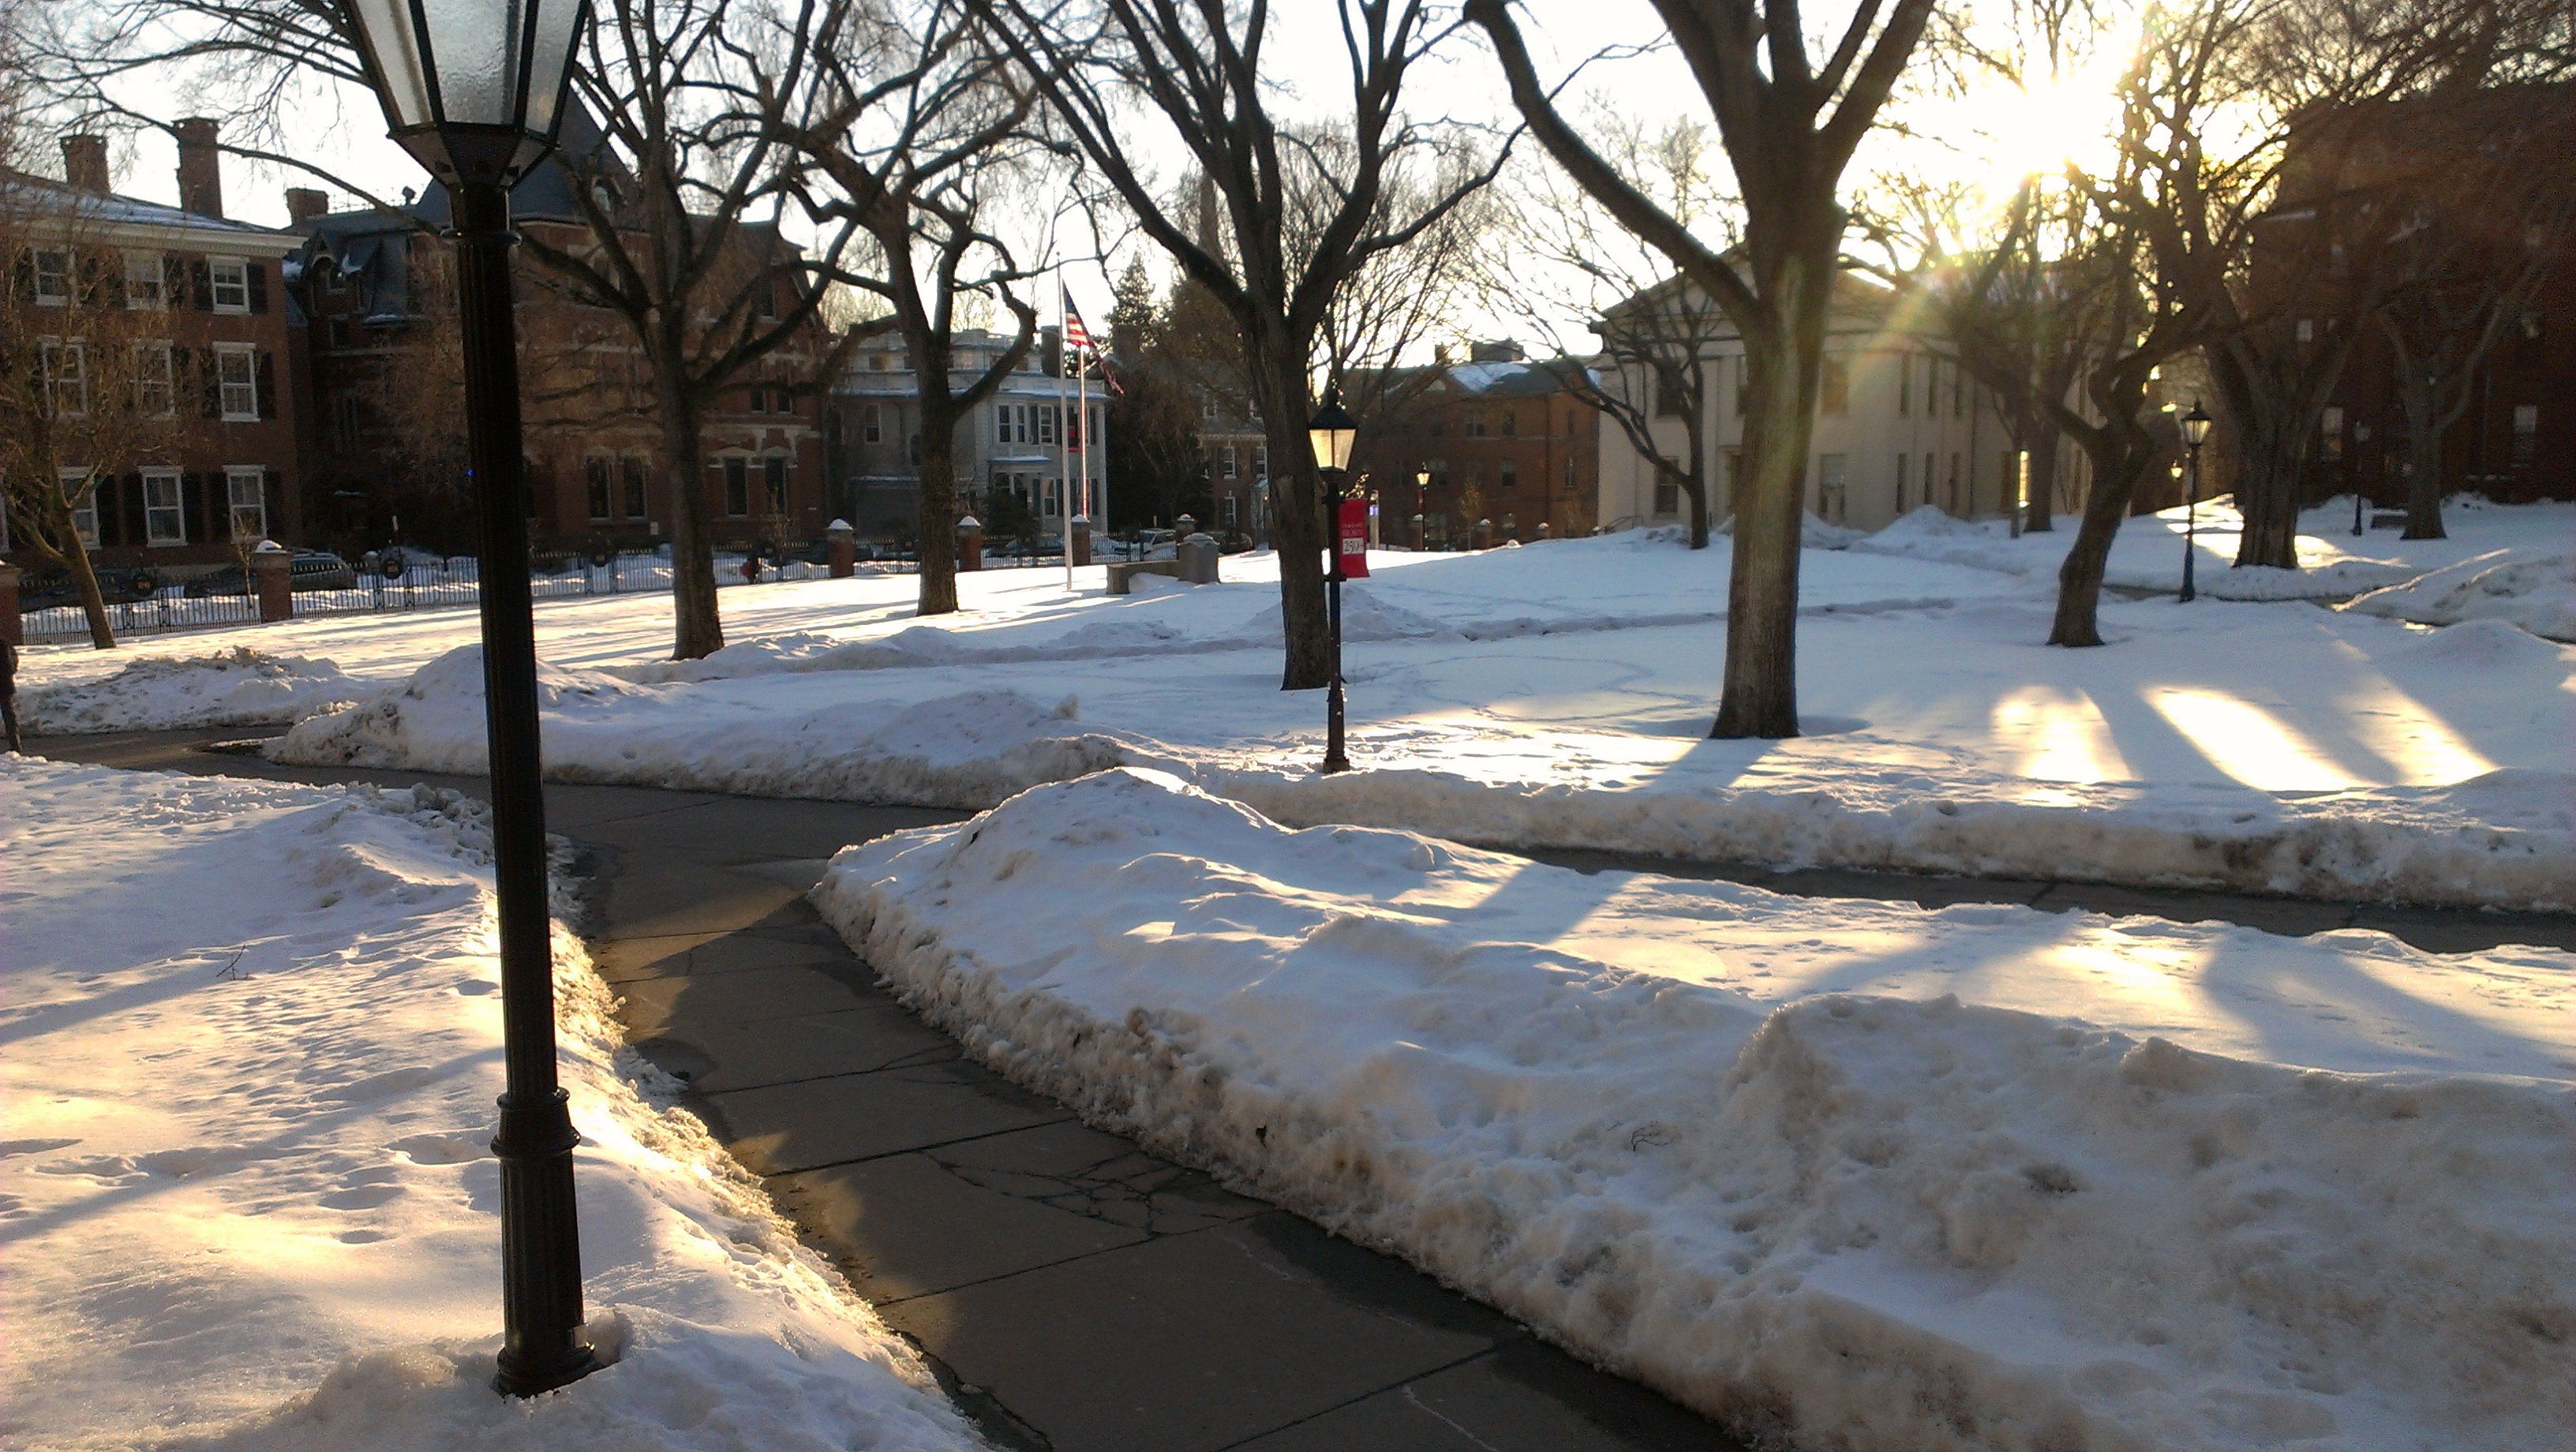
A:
1058;267;1073;593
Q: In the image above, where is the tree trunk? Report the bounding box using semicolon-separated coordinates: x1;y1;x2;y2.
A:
657;380;724;660
1683;443;1710;550
17;486;118;649
2402;423;2446;540
1711;237;1834;740
2232;423;2308;569
2049;434;2156;646
916;421;962;616
1248;342;1330;691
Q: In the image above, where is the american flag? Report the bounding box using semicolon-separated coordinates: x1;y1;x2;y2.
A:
1062;289;1093;356
1062;287;1123;394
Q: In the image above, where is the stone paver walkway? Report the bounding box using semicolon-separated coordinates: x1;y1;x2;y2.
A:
30;727;2576;1450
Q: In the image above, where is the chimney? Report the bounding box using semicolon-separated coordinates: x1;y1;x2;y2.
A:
1110;319;1141;359
174;117;223;219
62;135;110;193
1469;339;1525;364
286;187;330;224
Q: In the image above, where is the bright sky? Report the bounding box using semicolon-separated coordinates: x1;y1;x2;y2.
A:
80;0;2140;354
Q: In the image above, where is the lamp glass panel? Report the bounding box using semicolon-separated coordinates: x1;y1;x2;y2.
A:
1309;428;1354;470
350;0;436;129
521;0;582;138
418;0;525;126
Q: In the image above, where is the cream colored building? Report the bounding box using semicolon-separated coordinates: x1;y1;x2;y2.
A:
1594;275;2089;533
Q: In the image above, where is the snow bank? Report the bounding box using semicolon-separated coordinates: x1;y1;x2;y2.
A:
273;644;1165;806
16;646;363;734
0;759;979;1452
2343;552;2576;642
813;768;2576;1452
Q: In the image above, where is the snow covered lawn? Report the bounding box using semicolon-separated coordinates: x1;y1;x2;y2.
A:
0;759;979;1452
24;514;2576;908
814;767;2576;1452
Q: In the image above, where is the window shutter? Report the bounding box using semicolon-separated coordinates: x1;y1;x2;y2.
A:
190;258;213;311
200;350;221;418
183;472;209;543
246;260;269;313
119;472;148;546
163;255;186;305
256;352;276;419
9;248;28;301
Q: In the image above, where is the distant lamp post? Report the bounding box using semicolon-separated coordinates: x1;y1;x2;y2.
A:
2178;402;2211;604
339;0;597;1398
1309;384;1359;774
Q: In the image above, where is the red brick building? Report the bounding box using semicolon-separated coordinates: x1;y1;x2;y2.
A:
1350;342;1603;547
3;126;308;573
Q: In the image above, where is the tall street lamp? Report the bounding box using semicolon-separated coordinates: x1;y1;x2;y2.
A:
1309;385;1358;774
338;0;598;1398
2178;402;2211;604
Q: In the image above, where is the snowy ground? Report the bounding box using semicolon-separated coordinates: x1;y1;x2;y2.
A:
21;503;2575;907
814;767;2576;1452
0;759;980;1452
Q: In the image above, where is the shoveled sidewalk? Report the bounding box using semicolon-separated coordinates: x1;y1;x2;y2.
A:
31;728;2576;1450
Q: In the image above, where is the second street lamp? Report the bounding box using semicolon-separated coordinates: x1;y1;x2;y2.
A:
1309;385;1359;774
2179;402;2211;604
338;0;598;1398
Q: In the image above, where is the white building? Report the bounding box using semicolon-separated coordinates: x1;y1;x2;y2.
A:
827;325;1109;544
1594;274;2089;533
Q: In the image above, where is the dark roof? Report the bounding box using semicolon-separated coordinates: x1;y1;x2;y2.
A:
0;168;299;243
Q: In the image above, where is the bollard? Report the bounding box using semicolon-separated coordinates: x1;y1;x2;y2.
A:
250;540;294;623
0;563;20;647
826;518;856;578
1069;515;1091;567
1475;518;1492;550
1176;531;1219;584
957;515;984;573
1536;522;1551;541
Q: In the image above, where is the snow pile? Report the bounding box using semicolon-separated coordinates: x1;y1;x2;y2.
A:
16;646;363;734
2344;551;2576;642
272;645;1165;805
0;758;979;1452
814;768;2576;1452
1713;511;1867;549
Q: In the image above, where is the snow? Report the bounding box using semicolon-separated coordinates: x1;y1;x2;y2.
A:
24;514;2576;908
811;766;2576;1452
2344;551;2576;642
0;758;980;1452
14;646;365;735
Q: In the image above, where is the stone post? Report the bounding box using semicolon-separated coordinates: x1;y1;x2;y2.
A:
250;540;294;623
1476;518;1492;550
826;518;856;578
1536;522;1552;541
1412;513;1426;551
0;563;21;646
1069;515;1092;567
1177;532;1220;585
957;515;984;573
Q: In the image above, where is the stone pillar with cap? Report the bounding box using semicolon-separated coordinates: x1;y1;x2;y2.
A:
826;518;856;578
1069;515;1091;567
1476;518;1492;550
1536;522;1551;541
0;562;21;646
251;540;294;622
1412;513;1426;551
957;515;983;572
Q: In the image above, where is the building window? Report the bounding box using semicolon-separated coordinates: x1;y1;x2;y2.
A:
143;470;186;545
1821;358;1851;416
40;340;86;415
2320;406;2343;462
1818;453;1848;522
332;392;361;451
863;402;882;443
763;455;786;514
586;457;613;519
1500;458;1518;492
1896;451;1909;509
996;406;1014;445
1221;445;1238;478
1953;367;1966;418
622;457;648;518
125;251;165;309
227;466;267;541
1948;452;1963;510
215;345;257;420
2295;318;2315;344
1653;458;1680;517
1500;410;1517;436
1202;396;1219;421
1898;354;1911;416
1564;455;1576;491
724;457;750;515
209;256;250;312
135;342;174;418
1924;453;1936;510
1252;445;1267;477
1219;495;1239;526
1039;403;1058;446
32;247;71;305
1043;477;1062;515
747;386;766;414
68;472;100;546
2512;404;2539;468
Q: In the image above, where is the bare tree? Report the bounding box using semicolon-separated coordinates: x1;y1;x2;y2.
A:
1473;0;1937;738
780;0;1048;616
1482;114;1737;548
971;0;1507;691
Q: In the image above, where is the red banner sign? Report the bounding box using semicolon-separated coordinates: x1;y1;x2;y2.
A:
1336;499;1370;578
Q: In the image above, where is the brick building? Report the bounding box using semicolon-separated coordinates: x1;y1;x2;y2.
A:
1350;342;1603;548
3;127;307;573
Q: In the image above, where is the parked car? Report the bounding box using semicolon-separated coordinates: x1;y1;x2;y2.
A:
24;565;162;608
182;550;358;597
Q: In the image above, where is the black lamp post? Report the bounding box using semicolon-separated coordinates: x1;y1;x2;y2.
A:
2178;402;2211;604
1309;385;1358;774
338;0;597;1398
